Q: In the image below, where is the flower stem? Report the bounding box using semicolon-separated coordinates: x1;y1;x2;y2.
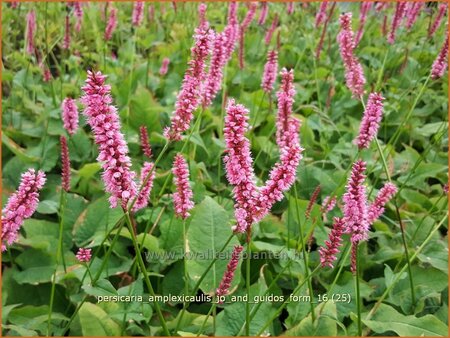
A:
355;243;362;336
245;237;251;335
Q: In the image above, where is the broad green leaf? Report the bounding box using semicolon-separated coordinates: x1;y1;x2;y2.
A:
77;302;121;336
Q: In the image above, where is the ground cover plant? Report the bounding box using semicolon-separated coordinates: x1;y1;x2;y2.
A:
1;1;449;336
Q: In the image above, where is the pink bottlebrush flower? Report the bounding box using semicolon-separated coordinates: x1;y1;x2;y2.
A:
388;2;407;44
148;4;155;22
367;182;397;224
202;32;226;107
133;162;155;212
198;3;207;27
306;186;321;220
241;2;258;32
159;57;170;76
132;1;144;27
61;97;79;135
321;195;337;213
1;169;46;251
276;68;296;149
405;2;423;30
223;1;239;62
60;135;71;192
81;71;137;209
238;28;245;70
74;2;83;32
264;14;279;45
337;13;366;97
350;241;358;273
261;50;278;93
26;10;36;54
105;7;118;41
316;2;336;59
443;183;449;195
172;154;194;219
287;2;295;15
223;100;260;233
355;2;372;46
315;2;328;28
343;160;368;243
375;2;388;12
42;64;52;82
216;245;244;300
428;3;447;37
164;23;214;141
256;117;302;222
258;2;268;25
355;92;385;149
63;15;71;50
431;36;448;79
139;125;152;158
319;217;345;268
76;248;92;262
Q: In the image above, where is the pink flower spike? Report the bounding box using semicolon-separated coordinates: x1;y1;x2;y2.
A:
355;92;384;149
148;4;155;23
337;12;366;97
258;2;268;25
198;3;207;27
315;2;328;28
63;15;71;50
81;71;138;209
261;50;278;93
159;57;170;76
388;2;407;44
139;125;152;158
276;68;296;149
321;195;337;213
76;248;92;262
223;1;239;62
164;23;214;141
405;2;423;30
428;3;447;37
355;2;372;46
1;169;46;251
241;2;258;32
61;97;79;135
60;135;71;192
287;2;294;15
26;10;36;54
74;2;83;32
133;162;156;212
319;217;345;268
216;245;244;300
431;36;448;79
343;160;369;243
132;1;144;27
105;7;118;41
264;14;279;45
172;154;194;219
367;182;397;224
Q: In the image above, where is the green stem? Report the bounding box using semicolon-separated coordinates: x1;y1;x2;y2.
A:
355;244;362;337
183;219;189;297
196;302;216;336
124;212;170;336
245;238;251;335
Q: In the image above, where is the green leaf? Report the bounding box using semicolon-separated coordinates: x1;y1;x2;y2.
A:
83;279;118;297
77;302;121;336
362;303;448;336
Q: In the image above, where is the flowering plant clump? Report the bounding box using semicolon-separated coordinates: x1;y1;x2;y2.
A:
2;2;448;337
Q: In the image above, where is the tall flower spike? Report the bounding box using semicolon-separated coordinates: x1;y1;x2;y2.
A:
319;217;345;268
216;245;244;300
355;92;384;149
74;2;83;32
81;71;137;209
337;12;366;97
264;14;279;45
132;1;144;27
276;68;296;148
306;186;321;220
315;2;328;28
223;1;239;62
133;162;155;212
367;182;397;224
63;15;71;50
198;3;207;27
139;125;152;158
223;99;260;233
26;10;36;54
1;169;46;251
405;2;423;30
343;160;368;243
159;57;170;76
172;154;194;219
258;2;268;25
241;2;258;31
61;97;79;135
321;195;337;213
431;36;448;79
355;2;372;46
388;2;407;44
60;136;71;192
428;3;447;37
164;22;214;141
105;7;118;41
261;50;278;93
287;2;294;15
